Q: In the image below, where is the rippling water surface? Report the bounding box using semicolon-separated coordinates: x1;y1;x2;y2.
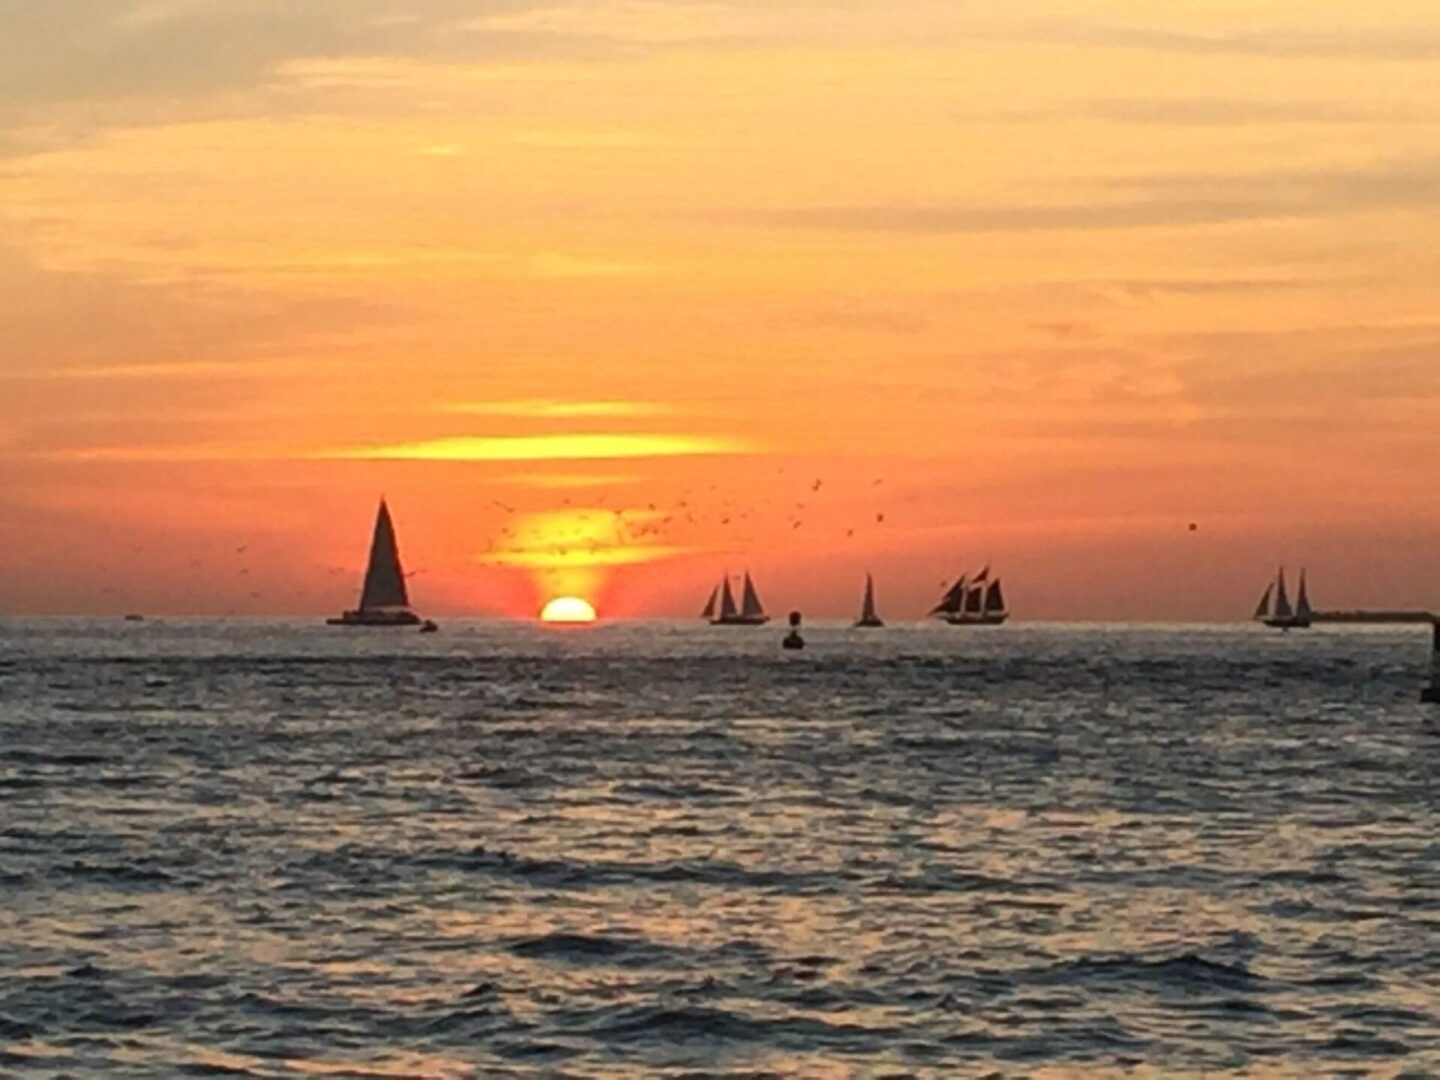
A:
3;619;1440;1076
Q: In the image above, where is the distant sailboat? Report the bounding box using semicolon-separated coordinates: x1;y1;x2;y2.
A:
705;571;770;625
932;567;1009;626
854;573;884;628
328;499;424;627
1254;567;1313;630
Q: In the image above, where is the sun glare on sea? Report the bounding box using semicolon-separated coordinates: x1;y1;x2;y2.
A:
540;596;598;624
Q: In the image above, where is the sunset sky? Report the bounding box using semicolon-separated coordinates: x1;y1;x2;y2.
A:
3;0;1439;620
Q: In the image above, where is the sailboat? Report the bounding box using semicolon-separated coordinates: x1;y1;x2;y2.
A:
328;499;424;627
1254;567;1313;630
854;572;884;628
702;571;770;625
931;567;1009;626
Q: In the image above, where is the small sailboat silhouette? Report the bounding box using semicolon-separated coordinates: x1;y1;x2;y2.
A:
328;499;424;627
854;573;884;628
1254;567;1313;630
704;571;771;625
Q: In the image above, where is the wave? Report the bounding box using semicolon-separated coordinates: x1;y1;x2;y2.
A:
1033;951;1265;994
580;1002;899;1047
55;861;176;887
420;845;839;894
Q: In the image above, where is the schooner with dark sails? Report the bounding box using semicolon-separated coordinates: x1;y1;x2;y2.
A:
931;567;1009;626
702;572;771;625
329;499;424;627
1254;567;1313;630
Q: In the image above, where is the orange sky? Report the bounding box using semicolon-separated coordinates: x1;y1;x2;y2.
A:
2;1;1439;620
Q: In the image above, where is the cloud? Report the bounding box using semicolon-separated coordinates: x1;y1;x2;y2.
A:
747;158;1440;234
1020;22;1440;62
1085;98;1421;127
442;399;672;419
0;244;396;371
322;433;752;461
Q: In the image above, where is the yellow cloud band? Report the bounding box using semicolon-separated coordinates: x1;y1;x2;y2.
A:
323;434;751;462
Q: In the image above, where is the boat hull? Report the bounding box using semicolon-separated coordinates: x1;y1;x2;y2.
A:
1261;617;1312;630
941;614;1008;626
711;616;771;626
853;618;885;628
328;609;423;627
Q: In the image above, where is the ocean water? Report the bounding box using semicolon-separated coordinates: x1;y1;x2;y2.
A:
2;619;1439;1077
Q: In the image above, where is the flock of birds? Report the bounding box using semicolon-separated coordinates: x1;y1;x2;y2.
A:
473;473;895;565
83;470;1214;615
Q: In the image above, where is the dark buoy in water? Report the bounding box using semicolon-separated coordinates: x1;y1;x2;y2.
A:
419;619;439;634
782;610;805;650
1423;620;1440;704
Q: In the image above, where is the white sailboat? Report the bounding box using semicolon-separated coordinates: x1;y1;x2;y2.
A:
329;499;424;627
704;571;770;625
1254;567;1313;630
854;572;884;628
931;567;1009;626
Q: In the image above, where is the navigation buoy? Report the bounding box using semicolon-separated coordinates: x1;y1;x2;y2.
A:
1423;621;1440;704
782;610;805;650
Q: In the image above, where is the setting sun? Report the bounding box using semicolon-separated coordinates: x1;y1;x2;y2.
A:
540;596;598;624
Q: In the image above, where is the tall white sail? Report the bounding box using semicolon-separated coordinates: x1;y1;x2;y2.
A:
358;500;410;611
985;579;1006;616
701;585;719;620
1295;570;1313;619
1253;582;1274;621
740;572;765;620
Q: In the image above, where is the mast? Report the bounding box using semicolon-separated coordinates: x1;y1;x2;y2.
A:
701;584;719;620
718;576;739;620
1273;568;1293;620
740;572;765;619
1253;582;1274;621
358;499;410;611
963;581;985;616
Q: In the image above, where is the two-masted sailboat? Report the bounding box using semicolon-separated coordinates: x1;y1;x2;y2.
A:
701;572;770;625
931;567;1009;626
329;499;425;627
1253;567;1313;630
854;572;884;628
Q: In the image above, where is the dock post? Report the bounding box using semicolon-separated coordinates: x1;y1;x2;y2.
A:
1424;620;1440;704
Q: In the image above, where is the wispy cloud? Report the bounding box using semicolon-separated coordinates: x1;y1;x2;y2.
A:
4;359;291;382
491;472;643;488
747;158;1440;234
1084;98;1426;128
441;399;672;419
322;433;752;462
1016;22;1440;62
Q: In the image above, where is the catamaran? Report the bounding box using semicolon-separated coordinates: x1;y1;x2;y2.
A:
854;572;884;628
701;572;771;625
931;567;1008;626
1254;567;1312;630
329;499;424;627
